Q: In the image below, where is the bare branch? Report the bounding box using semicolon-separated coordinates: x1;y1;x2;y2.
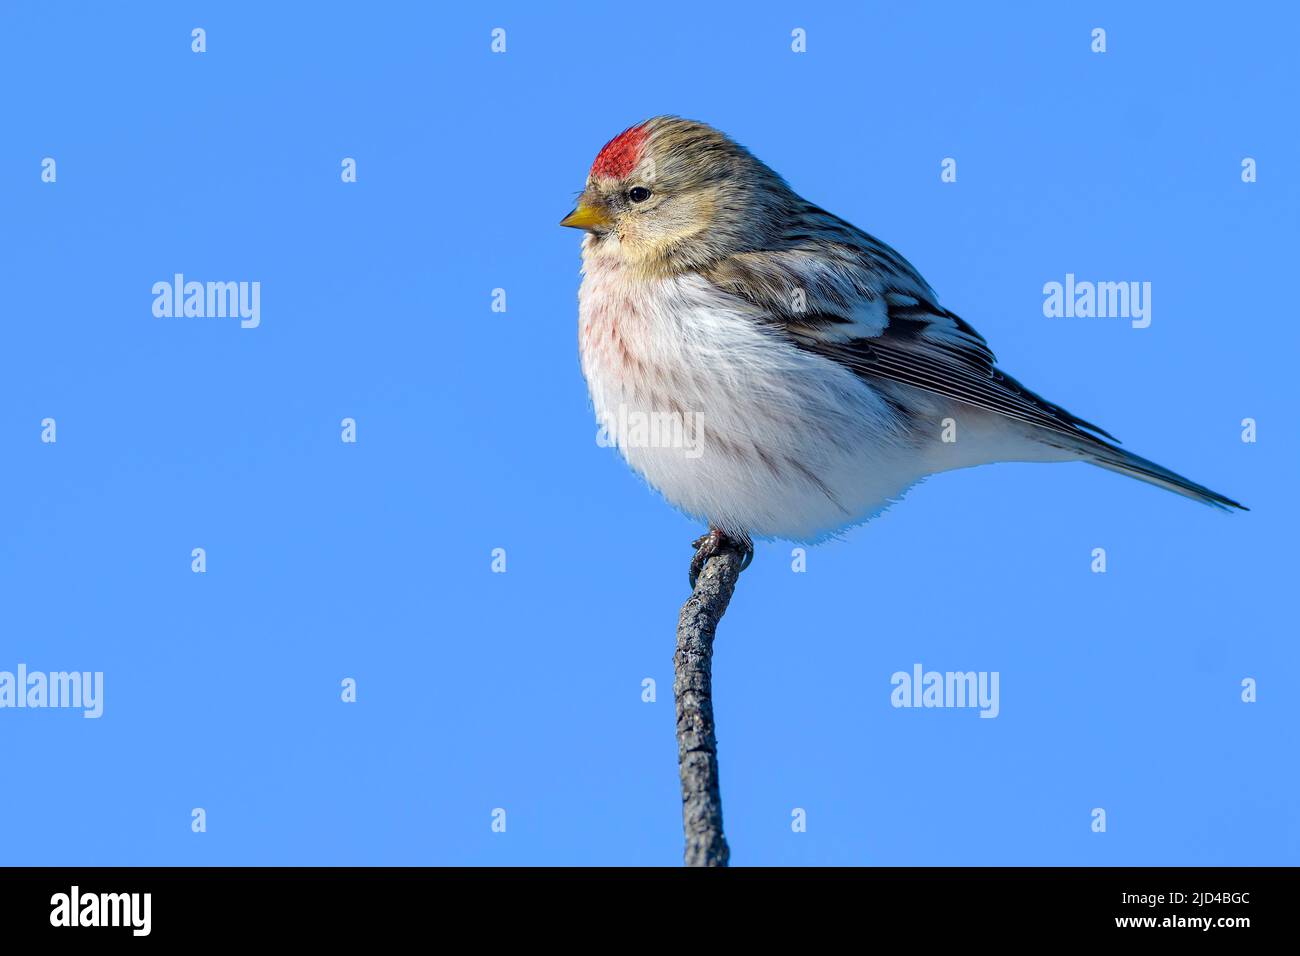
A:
673;544;745;867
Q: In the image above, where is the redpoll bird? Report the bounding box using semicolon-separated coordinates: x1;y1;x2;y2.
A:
562;117;1245;581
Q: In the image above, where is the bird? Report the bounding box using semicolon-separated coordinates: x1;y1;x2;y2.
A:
561;117;1246;585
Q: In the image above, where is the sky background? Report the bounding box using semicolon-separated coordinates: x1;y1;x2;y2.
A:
1;1;1296;866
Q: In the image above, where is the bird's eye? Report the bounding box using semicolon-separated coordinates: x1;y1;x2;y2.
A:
628;186;652;203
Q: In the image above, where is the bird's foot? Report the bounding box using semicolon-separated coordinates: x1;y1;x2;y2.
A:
689;528;754;589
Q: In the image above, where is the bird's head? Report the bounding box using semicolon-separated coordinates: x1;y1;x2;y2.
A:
561;117;794;274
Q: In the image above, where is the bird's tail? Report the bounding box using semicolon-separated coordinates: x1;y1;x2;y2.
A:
1079;441;1247;511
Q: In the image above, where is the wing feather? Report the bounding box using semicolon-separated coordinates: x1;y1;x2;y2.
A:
700;202;1118;445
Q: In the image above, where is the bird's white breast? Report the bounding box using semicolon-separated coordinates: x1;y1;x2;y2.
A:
576;242;943;541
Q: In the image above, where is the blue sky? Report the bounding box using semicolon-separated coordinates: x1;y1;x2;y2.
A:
1;1;1295;865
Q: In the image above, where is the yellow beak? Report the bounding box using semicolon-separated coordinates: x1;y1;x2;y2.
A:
560;201;612;231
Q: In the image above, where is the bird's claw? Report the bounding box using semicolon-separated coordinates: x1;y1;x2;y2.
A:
688;529;754;589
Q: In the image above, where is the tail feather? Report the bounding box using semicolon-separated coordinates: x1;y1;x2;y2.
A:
1081;443;1247;511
